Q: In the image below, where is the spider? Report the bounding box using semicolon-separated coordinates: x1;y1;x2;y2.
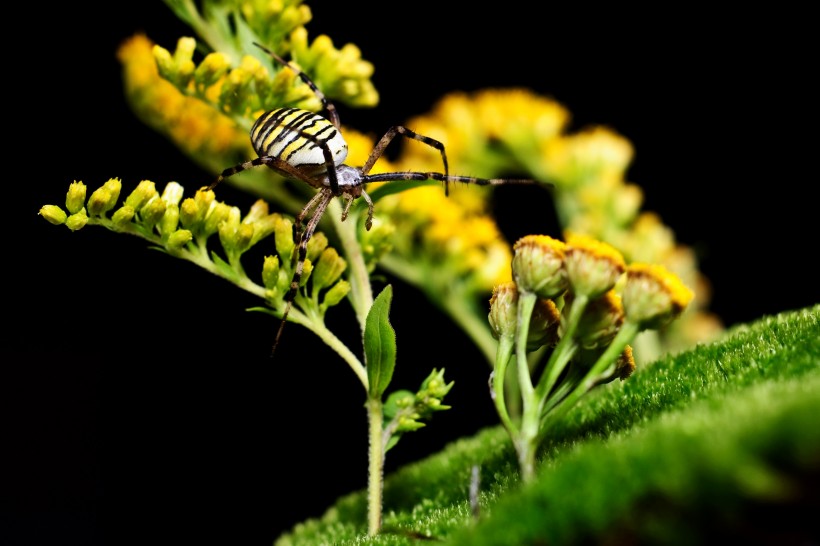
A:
208;42;540;356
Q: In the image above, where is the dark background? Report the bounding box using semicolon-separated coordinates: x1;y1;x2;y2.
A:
5;3;817;545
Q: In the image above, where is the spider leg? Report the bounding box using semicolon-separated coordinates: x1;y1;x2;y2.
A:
364;171;538;187
253;42;341;130
208;154;323;191
291;188;330;259
360;189;374;230
272;187;334;358
361;126;451;195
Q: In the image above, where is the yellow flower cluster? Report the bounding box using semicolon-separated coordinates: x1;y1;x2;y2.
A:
118;34;252;175
390;88;723;359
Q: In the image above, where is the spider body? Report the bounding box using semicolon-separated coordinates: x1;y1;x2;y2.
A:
209;42;540;356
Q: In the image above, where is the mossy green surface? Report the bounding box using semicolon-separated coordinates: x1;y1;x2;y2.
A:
276;304;820;545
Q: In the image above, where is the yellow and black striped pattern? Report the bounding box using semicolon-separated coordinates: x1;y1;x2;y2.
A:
250;108;348;172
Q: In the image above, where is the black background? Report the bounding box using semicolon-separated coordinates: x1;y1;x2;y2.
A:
5;3;817;545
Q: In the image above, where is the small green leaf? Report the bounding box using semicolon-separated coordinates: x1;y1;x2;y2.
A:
365;285;397;399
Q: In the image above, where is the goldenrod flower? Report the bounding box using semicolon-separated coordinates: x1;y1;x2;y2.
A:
541;126;633;188
622;263;694;330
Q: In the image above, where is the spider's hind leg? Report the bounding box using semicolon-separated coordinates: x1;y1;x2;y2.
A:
271;187;334;357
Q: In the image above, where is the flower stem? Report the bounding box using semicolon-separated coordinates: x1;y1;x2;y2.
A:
366;397;384;536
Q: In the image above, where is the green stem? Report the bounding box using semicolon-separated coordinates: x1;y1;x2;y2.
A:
514;291;539;482
366;397;384;536
330;201;373;330
535;294;588;401
492;336;518;436
537;320;640;445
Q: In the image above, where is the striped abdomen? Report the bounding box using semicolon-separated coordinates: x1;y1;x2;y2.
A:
250;108;348;174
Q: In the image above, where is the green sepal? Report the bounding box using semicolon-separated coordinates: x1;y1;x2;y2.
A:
364;285;397;399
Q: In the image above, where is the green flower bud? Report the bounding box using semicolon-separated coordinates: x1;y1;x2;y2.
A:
574;290;624;349
125;180;158;210
39;205;67;225
488;282;518;340
65;181;86;214
166;229;193;251
322;280;351;308
512;235;568;298
65;208;88;231
311;247;346;292
489;283;560;350
622;263;694;331
112;205;136;227
528;298;561;350
262;255;280;290
564;233;625;299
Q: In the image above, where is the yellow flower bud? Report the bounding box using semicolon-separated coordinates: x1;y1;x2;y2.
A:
125;180;158;210
140;197;167;227
312;247;346;291
166;229;193;251
65;181;86;214
262;255;280;290
112;205;135;227
564;233;625;299
322;279;351;307
512;235;567;298
39;205;67;225
65;209;88;231
623;263;694;330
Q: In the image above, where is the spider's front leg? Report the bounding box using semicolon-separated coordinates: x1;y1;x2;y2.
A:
361;126;451;194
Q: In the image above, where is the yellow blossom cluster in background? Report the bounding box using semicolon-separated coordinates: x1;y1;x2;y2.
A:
387;88;723;361
115;2;721;365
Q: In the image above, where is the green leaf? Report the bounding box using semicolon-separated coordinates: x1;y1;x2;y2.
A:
365;285;397;399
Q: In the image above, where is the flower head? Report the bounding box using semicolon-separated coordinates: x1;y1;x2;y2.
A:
512;235;567;299
564;232;626;299
622;263;694;330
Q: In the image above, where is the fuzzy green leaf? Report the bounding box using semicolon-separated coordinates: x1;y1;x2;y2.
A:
365;285;396;399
